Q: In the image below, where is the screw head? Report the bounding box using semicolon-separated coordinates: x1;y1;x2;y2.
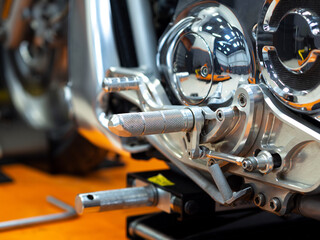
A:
238;93;247;107
254;193;266;207
242;158;254;171
270;197;281;212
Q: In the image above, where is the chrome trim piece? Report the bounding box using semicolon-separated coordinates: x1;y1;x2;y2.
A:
257;0;320;116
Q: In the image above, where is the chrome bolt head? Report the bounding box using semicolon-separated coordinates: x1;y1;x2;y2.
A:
242;158;255;171
238;93;247;107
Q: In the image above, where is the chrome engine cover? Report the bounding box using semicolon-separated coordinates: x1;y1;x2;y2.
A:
158;2;255;107
257;0;320;119
101;1;320;217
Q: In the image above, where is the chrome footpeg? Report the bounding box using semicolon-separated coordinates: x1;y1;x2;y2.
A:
102;76;141;92
108;109;195;137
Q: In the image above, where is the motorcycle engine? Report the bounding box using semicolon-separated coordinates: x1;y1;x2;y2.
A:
82;0;320;220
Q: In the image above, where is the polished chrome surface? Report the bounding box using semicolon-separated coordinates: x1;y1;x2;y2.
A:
257;1;320;115
69;0;320;218
75;186;158;215
126;0;158;73
108;109;194;137
242;150;274;174
227;85;320;194
102;76;141;92
68;0;124;151
158;2;255;106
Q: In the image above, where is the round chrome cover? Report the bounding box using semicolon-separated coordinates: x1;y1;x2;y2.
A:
158;2;255;106
257;0;320;115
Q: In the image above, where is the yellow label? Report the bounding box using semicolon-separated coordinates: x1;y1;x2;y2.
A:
148;174;175;187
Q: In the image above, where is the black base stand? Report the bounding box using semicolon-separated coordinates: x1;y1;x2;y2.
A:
125;169;320;240
127;210;320;239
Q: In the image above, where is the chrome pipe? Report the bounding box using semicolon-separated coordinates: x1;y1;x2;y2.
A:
75;186;157;215
126;0;158;72
129;221;171;240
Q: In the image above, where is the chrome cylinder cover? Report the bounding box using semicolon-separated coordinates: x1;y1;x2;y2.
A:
257;0;320;118
158;2;255;107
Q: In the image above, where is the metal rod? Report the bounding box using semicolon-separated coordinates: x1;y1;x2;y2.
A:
126;0;158;72
0;196;77;231
206;150;244;166
75;186;158;215
129;220;172;240
208;162;233;202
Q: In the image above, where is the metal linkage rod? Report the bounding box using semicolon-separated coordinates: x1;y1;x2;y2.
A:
204;149;244;166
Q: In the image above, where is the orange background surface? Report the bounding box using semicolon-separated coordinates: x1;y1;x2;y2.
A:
0;157;168;239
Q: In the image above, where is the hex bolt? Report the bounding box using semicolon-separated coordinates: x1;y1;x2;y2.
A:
242;158;257;172
254;193;266;207
238;93;247;107
270;197;281;212
242;151;274;174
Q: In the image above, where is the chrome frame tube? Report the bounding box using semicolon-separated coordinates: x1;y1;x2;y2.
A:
69;0;124;151
126;0;158;73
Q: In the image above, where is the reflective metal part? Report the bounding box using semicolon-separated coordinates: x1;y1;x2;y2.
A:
203;148;244;166
68;0;124;151
257;1;320;116
91;0;320;219
227;85;320;194
108;109;194;137
126;0;158;73
75;186;157;215
204;148;275;174
0;196;77;231
129;220;171;240
102;76;141;92
242;151;274;174
158;2;255;106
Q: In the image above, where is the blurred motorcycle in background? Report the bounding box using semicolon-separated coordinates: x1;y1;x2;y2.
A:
1;0;320;238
